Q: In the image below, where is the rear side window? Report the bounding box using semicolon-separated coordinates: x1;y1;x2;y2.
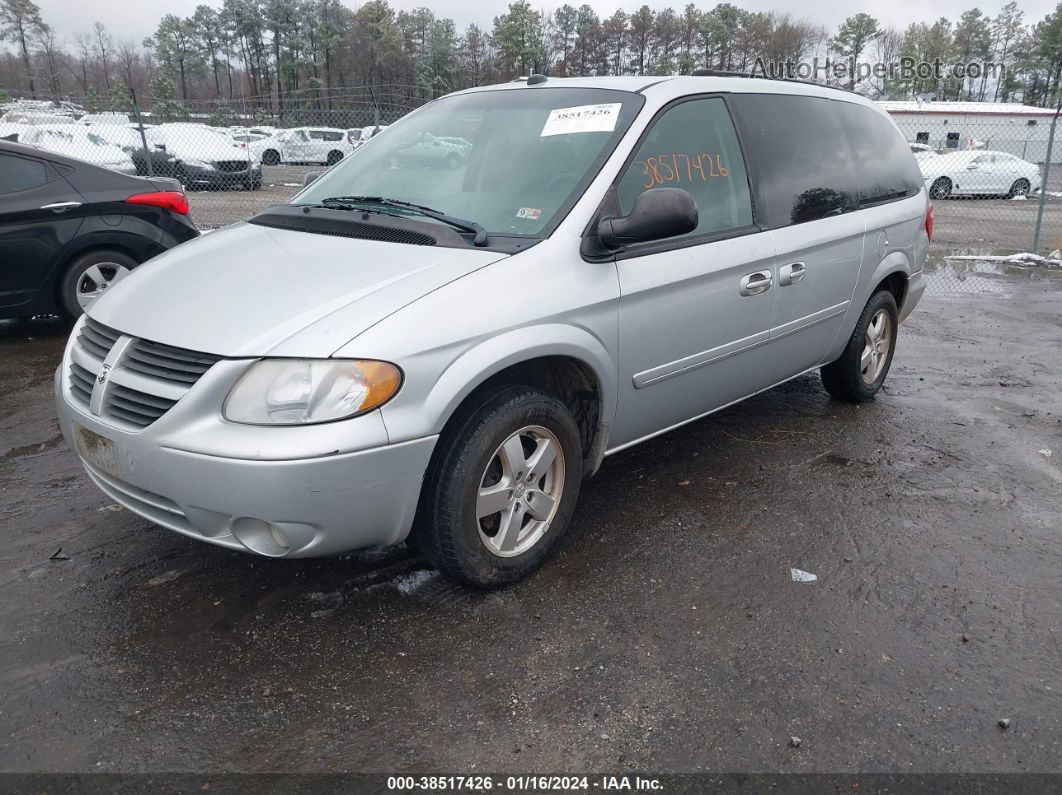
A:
833;101;923;205
616;97;753;240
731;93;856;228
0;153;50;193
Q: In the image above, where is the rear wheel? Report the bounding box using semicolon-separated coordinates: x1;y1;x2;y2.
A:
326;150;344;166
929;177;952;199
412;385;583;588
445;152;461;169
261;149;280;166
1008;178;1031;198
59;249;138;318
820;290;899;403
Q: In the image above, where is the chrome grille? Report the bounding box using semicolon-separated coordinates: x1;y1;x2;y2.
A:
68;362;95;406
103;383;179;429
78;317;120;361
66;318;219;430
124;339;221;385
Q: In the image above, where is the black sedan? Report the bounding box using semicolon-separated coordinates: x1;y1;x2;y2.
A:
0;139;198;319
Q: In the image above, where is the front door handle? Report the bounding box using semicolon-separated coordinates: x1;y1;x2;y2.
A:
739;270;772;296
40;201;82;212
779;262;806;286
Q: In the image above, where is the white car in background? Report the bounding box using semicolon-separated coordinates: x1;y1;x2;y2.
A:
909;142;936;161
0;110;76;126
922;150;1042;199
250;127;353;166
346;125;389;148
20;126;136;173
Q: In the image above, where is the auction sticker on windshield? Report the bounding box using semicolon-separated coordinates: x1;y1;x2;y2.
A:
540;103;622;137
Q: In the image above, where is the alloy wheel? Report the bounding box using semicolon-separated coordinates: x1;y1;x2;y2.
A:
860;308;892;386
476;425;565;558
77;262;132;311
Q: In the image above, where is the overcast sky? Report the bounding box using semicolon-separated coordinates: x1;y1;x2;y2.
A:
31;0;1059;45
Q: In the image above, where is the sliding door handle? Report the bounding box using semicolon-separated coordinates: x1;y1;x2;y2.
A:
739;270;772;296
779;262;806;286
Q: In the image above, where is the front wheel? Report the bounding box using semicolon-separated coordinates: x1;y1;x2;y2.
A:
261;149;280;166
820;290;899;403
326;150;344;166
412;385;583;588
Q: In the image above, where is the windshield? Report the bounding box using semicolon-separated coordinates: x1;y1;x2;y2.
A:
295;87;643;238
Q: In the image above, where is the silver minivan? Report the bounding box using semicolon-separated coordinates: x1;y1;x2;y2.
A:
55;75;929;586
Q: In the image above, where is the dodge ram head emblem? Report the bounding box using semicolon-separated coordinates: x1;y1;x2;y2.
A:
97;364;111;385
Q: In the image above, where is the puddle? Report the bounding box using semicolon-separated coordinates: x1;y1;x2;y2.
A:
924;252;1062;297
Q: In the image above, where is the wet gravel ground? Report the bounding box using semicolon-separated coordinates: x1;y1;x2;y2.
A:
0;269;1060;774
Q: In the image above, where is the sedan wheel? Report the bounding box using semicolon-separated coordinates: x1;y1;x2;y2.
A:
1009;178;1031;198
76;261;132;312
929;177;952;199
58;249;139;318
476;425;565;558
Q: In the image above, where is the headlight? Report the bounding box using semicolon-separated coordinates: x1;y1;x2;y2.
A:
183;159;215;170
223;359;401;425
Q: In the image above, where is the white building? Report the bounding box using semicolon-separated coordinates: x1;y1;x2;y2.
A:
880;100;1061;163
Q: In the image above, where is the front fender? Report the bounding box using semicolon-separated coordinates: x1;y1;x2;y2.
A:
379;323;618;464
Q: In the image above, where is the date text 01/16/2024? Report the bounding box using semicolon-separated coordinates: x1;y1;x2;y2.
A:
385;775;663;791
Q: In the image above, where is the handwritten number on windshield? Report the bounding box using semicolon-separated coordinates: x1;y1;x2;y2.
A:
640;153;729;189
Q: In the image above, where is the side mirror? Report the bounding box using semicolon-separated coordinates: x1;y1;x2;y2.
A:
303;171;324;186
596;188;698;249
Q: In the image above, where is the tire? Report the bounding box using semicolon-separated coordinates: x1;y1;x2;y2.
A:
261;149;280;166
412;385;583;588
326;150;344;166
1008;178;1031;198
929;177;952;199
58;249;139;319
445;152;461;169
820;290;899;403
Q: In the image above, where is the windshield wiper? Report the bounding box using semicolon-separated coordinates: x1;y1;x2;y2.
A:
313;195;488;246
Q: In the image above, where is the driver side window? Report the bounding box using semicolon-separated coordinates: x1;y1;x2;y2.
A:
616;97;753;241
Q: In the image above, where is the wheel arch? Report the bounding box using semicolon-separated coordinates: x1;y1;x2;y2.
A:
411;325;617;477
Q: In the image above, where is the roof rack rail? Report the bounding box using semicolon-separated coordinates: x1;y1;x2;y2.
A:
689;68;857;95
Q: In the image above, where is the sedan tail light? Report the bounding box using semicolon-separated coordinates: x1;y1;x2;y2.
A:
126;191;190;216
925;202;934;241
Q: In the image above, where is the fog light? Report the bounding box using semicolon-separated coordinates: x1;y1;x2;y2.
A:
230;517;316;557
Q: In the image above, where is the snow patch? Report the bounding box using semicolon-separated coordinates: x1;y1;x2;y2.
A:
395;569;437;595
944;252;1062;268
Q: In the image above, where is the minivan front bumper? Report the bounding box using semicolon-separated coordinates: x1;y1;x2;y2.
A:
54;365;436;558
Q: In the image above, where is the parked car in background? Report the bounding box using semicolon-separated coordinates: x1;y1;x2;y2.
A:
20;126;137;175
0;110;76;126
250;127;352;165
921;150;1041;199
55;76;928;587
393;131;472;169
144;123;261;190
346;125;389;148
0;139;197;319
80;113;130;126
909;142;935;160
85;124;184;179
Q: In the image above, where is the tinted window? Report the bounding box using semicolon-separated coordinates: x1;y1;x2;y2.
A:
0;153;50;193
616;97;752;239
833;101;923;204
732;94;856;228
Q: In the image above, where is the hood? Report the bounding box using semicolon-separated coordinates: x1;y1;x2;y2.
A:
87;222;508;357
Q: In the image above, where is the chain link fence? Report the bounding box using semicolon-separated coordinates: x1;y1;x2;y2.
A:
3;91;1060;297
